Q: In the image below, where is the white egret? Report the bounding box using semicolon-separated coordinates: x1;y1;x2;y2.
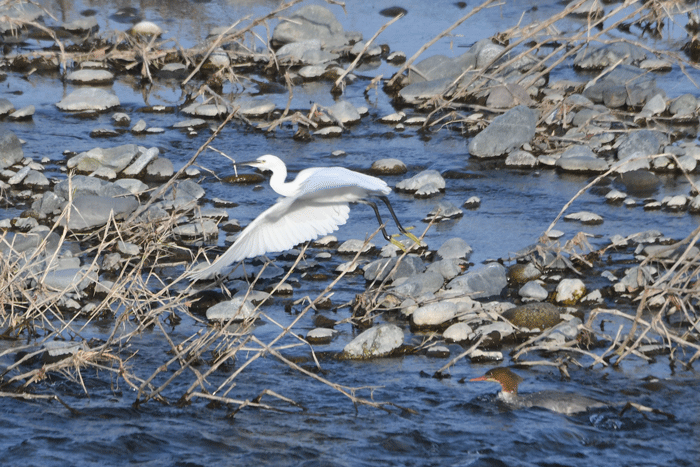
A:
188;155;419;281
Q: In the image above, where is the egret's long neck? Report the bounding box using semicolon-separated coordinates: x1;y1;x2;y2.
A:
269;165;295;196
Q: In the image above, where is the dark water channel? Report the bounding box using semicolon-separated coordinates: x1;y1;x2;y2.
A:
2;0;700;465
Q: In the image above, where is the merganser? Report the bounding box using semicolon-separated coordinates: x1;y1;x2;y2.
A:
470;367;607;415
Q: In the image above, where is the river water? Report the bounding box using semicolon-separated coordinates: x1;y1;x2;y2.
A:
2;0;700;465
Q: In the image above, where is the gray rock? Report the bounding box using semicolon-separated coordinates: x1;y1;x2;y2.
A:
66;69;114;84
56;88;120;111
423;201;463;222
272;5;353;49
0;2;43;33
447;263;507;298
391;271;445;297
568;0;604;16
363;255;424;282
412;301;457;327
396;170;445;193
669;94;697;116
61;16;99;33
238;98;275;118
173;118;207;129
145;157;174;180
173;219;219;238
117;240;140;256
617;130;666;159
327;100;361;125
615;169;660;196
555;278;587;305
443;322;473;342
468;106;538;158
555;145;608;172
437;237;473;260
426;259;463;281
181;103;228;117
0;129;23;169
39;267;97;293
574;43;647;70
518;280;548;301
0;98;14;117
306;328;338;344
277;39;322;63
62;195;139;231
54;175;132;199
563;211;603;224
342;323;404;359
314;126;343;137
338;239;374;254
123;147;159;176
22;170;49;188
505;149;538;167
399;77;453;105
67;144;139;174
486;83;533;109
32;191;65;216
370;158;406;175
206;297;256;322
9;105;34;120
160;180;205;207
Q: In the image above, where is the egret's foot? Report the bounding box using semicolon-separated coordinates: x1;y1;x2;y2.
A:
389;236;408;252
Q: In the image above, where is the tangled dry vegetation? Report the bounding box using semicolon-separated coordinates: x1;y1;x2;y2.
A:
1;0;699;414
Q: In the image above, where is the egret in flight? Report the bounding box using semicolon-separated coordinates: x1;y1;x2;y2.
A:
188;155;419;281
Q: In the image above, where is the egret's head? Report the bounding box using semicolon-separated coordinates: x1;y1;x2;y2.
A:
245;154;283;172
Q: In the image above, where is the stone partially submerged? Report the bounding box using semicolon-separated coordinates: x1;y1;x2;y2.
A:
468;106;538;158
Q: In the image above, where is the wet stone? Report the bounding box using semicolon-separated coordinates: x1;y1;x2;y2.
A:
0;98;14;117
0;130;24;169
363;255;424;282
424;201;463;222
437;237;472;260
505;150;537;167
370;158;407;175
56;88;120;112
443;322;473;343
563;211;603;225
396;170;445;194
67;69;114;84
503;302;564;331
206;297;255;323
271;5;353;49
338;239;374;255
327;100;361;125
306;328;338;345
314;126;343;137
468;105;538;158
555;278;586;305
463;196;481;209
507;262;541;285
145;157;174;181
9;105;34;120
447;263;507;299
342;323;404;359
518;281;548;302
62;195;139;231
411;302;457;328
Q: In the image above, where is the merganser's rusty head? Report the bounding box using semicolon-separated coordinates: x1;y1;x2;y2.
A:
470;367;524;394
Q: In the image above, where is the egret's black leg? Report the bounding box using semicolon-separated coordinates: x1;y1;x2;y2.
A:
358;200;392;241
378;196;421;244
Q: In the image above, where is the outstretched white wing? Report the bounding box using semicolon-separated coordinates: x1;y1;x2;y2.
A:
187;195;350;281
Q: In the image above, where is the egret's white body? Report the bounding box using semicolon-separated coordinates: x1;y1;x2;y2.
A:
188;155;409;281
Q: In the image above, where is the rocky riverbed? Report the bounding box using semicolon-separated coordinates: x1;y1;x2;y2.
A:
1;0;700;464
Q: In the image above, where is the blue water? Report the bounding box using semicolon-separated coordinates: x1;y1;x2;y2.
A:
2;0;700;465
